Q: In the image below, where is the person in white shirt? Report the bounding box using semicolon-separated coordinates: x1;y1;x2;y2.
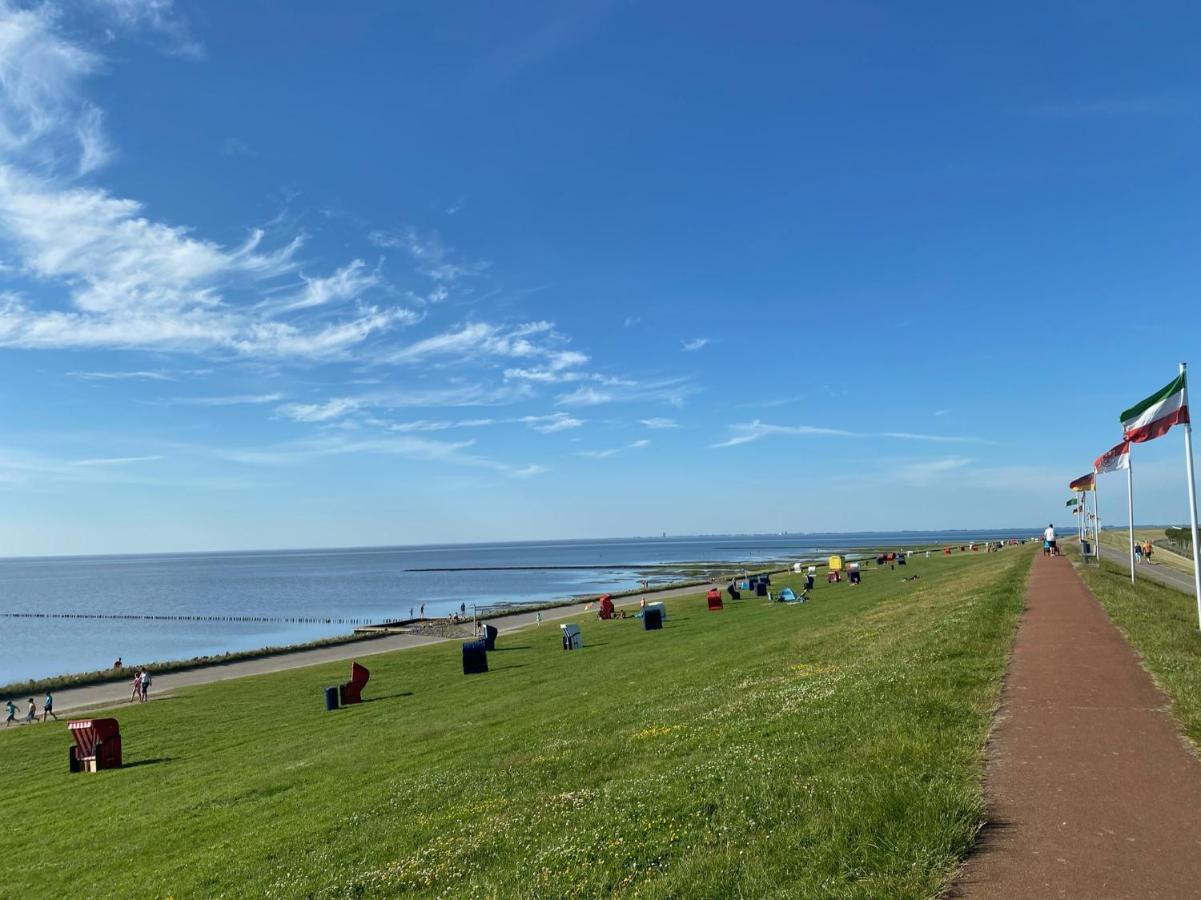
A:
1043;524;1057;556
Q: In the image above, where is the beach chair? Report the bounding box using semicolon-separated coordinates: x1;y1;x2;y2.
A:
68;719;122;772
646;601;666;622
707;589;724;611
482;624;499;651
643;607;663;630
462;640;488;675
561;623;583;650
339;662;371;705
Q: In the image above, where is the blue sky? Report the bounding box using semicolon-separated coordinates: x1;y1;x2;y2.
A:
1;0;1199;555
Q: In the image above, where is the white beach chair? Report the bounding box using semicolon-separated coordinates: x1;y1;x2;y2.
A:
560;623;583;650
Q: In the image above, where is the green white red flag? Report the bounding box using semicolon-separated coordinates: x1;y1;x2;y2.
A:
1094;440;1130;474
1121;373;1189;443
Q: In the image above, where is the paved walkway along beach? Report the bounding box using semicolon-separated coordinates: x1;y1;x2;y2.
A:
956;553;1201;898
1097;542;1196;595
47;580;721;714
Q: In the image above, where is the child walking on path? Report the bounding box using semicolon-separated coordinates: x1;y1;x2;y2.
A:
42;692;57;722
4;699;16;727
25;698;36;723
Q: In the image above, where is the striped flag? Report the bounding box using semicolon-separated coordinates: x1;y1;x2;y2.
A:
1069;473;1096;492
1121;373;1190;443
1095;440;1131;474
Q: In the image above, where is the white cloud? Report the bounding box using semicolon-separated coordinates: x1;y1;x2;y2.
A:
933;409;949;417
387;418;496;433
368;226;488;285
87;0;203;58
681;337;709;352
382;321;582;371
0;166;414;357
70;369;176;381
71;454;164;466
521;413;583;433
0;7;414;360
622;316;641;328
217;434;544;479
171;393;282;406
579;439;650;459
712;420;995;449
557;386;613;407
276;397;363;423
273;259;380;313
640;417;677;429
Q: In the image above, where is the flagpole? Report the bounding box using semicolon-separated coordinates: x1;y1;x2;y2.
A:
1127;449;1136;584
1178;362;1201;628
1094;472;1101;564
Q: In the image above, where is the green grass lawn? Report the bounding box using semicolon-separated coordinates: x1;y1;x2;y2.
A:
0;548;1032;899
1078;559;1201;746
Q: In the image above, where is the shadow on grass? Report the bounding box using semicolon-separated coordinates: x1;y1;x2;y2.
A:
123;757;173;769
491;646;531;652
364;692;414;703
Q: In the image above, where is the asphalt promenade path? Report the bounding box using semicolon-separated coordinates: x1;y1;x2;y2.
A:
44;579;721;715
1096;542;1196;595
956;552;1201;898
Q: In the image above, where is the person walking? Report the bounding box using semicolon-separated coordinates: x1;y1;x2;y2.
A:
25;698;37;723
42;692;57;722
139;670;151;702
419;603;425;618
1044;524;1057;557
1135;542;1144;563
1143;540;1154;563
130;671;142;703
4;699;16;728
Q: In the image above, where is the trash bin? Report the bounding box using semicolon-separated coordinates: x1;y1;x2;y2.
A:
324;686;339;711
643;607;663;630
462;640;489;674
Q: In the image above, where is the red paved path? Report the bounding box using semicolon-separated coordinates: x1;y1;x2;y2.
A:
956;553;1201;898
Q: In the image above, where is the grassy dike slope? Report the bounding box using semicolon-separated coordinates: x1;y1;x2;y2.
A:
0;548;1032;899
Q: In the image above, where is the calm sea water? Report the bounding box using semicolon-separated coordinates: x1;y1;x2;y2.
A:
0;530;1032;685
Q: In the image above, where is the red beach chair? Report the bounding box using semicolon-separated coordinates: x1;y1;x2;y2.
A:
68;719;122;772
339;662;370;705
707;589;724;611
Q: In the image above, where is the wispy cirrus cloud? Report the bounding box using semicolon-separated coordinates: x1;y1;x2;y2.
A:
70;369;177;382
681;337;709;352
215;434;544;479
0;5;415;360
276;397;363;423
557;376;695;408
712;420;995;449
368;226;488;287
87;0;202;57
640;417;678;429
579;439;650;459
170;393;283;407
71;454;164;466
521;412;583;433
